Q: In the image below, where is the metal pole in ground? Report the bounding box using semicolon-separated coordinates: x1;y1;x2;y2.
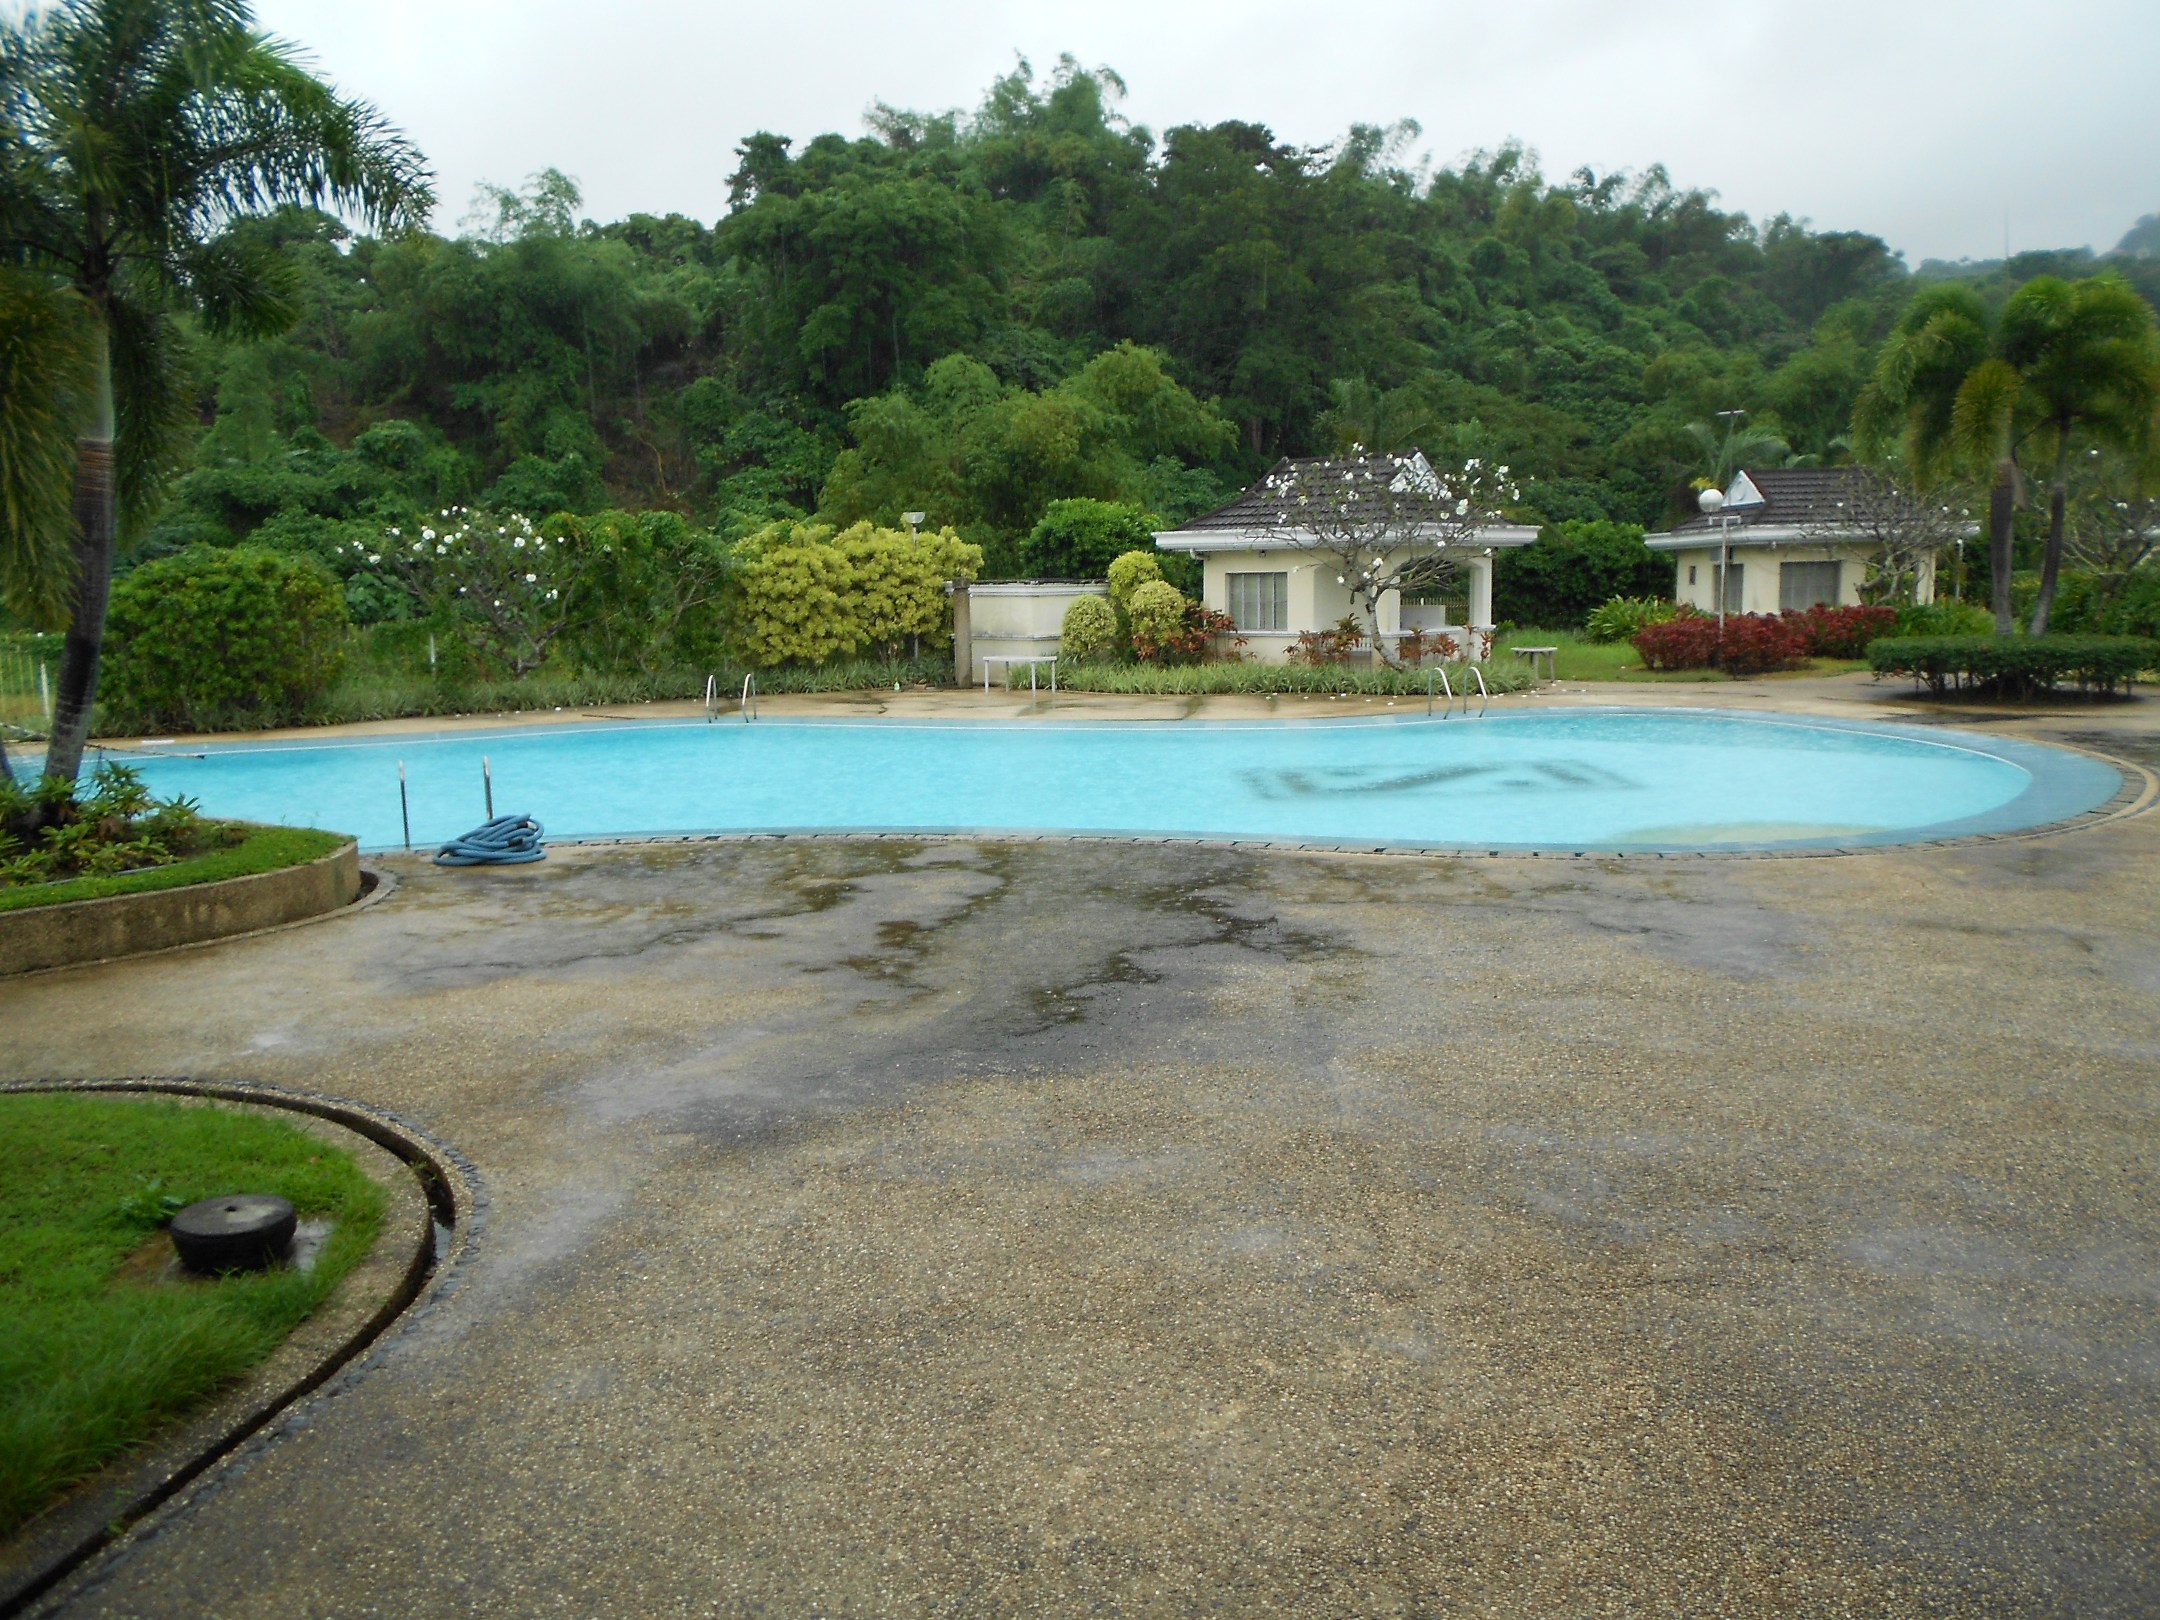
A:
483;755;493;819
398;760;411;851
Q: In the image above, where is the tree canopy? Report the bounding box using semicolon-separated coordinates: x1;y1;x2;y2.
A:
16;50;2156;616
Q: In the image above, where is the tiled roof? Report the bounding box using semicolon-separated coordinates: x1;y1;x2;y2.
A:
1170;453;1466;533
1665;466;1868;535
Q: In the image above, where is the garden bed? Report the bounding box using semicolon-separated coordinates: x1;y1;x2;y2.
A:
0;1093;386;1536
0;828;358;975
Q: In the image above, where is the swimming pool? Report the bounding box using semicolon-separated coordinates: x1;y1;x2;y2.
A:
100;709;2123;855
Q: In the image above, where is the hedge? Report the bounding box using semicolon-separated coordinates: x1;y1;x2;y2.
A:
1867;635;2160;696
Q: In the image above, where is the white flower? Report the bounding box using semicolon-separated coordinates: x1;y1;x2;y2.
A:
512;535;525;548
367;553;381;564
524;572;537;583
546;589;558;601
437;545;448;555
421;527;435;541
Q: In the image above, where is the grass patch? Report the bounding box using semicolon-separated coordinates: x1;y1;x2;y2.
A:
1044;659;1540;696
1495;629;1728;682
0;824;347;913
1493;630;1866;683
0;1093;386;1534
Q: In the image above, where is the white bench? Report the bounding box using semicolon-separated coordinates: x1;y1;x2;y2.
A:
1510;645;1558;680
980;654;1058;695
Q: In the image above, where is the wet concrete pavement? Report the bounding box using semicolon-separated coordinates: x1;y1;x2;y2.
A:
6;681;2159;1616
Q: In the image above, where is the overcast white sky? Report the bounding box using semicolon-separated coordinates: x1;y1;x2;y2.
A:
245;0;2157;264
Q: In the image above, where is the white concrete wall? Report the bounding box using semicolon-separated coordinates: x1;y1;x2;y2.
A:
962;582;1107;684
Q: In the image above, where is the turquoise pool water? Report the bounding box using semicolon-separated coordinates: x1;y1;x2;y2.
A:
100;709;2120;854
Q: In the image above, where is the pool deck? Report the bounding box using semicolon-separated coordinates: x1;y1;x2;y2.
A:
10;673;2160;1616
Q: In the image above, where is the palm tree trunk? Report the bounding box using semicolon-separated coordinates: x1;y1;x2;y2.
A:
43;318;114;785
1988;460;2016;636
2028;433;2070;636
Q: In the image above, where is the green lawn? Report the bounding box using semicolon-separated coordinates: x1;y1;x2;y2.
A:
1494;631;1868;684
0;1093;386;1533
0;824;349;913
1494;629;1725;682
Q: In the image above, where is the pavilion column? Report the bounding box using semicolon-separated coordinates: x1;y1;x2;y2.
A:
1467;553;1495;658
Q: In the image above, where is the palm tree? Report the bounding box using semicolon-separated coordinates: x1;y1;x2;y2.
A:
0;269;94;784
1856;275;2160;635
1682;413;1793;492
1855;285;2018;631
1997;275;2159;633
0;0;430;784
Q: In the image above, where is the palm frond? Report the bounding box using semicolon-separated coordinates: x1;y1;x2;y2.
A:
0;268;93;626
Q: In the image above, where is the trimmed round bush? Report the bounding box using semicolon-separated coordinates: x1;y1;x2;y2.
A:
1125;579;1188;663
1059;593;1119;660
1106;550;1165;619
104;546;349;729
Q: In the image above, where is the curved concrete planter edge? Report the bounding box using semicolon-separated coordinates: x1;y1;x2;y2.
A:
0;839;361;977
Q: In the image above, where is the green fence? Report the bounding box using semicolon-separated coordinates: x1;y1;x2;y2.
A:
0;638;57;737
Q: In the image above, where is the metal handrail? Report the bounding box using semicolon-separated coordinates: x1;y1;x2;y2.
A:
1468;662;1489;717
740;672;758;721
704;673;718;723
1425;665;1454;718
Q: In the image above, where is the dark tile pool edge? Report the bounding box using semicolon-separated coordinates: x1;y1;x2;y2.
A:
516;739;2151;864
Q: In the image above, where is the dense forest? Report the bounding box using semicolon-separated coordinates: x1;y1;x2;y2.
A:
137;57;2159;587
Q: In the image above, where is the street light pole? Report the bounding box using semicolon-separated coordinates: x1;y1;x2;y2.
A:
1698;486;1729;630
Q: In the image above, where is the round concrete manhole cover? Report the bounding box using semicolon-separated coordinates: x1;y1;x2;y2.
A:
170;1194;298;1273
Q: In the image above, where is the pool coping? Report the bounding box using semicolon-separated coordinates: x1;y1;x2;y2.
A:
101;707;2157;861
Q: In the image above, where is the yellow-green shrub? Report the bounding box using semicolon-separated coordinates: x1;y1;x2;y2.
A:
837;522;983;658
1059;593;1118;659
1105;550;1164;618
734;520;982;667
1125;578;1187;663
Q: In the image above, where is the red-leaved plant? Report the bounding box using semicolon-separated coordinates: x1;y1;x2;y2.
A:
1633;610;1811;675
1781;603;1897;658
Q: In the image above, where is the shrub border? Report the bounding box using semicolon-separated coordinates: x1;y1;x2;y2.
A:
0;1078;483;1618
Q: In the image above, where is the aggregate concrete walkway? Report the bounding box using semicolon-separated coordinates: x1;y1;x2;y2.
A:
6;680;2159;1617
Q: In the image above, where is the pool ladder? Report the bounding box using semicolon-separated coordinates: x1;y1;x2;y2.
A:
705;673;759;722
1424;664;1488;719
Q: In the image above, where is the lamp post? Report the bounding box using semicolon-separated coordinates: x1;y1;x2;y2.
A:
1698;486;1731;630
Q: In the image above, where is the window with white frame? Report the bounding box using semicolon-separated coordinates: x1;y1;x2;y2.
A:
1779;560;1841;610
1226;571;1288;631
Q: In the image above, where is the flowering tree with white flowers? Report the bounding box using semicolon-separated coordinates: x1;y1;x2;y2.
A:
341;508;577;678
1255;449;1518;669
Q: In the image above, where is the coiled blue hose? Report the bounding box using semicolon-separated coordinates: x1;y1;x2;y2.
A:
433;813;546;866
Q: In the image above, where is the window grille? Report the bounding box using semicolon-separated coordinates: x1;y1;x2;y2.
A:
1226;571;1288;631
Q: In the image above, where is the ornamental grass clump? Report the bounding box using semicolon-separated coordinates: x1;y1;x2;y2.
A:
1583;595;1677;644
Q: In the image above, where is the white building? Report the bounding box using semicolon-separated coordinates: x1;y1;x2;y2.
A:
1152;453;1538;662
1647;466;1945;613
